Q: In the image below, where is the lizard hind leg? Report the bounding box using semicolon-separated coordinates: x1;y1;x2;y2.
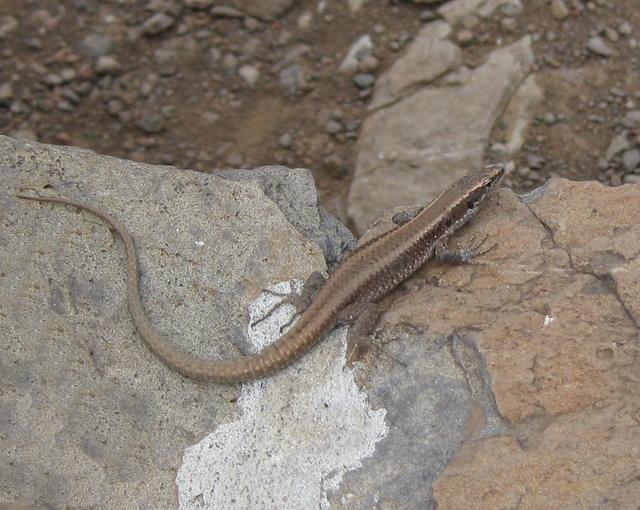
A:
435;232;496;265
341;301;385;367
249;271;327;333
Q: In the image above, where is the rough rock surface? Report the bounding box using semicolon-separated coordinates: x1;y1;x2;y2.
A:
348;33;534;233
1;136;383;509
332;178;640;508
369;21;462;111
3;135;640;509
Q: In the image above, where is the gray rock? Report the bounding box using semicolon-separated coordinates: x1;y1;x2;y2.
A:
325;119;343;134
420;9;438;21
273;43;310;72
501;17;518;32
60;68;77;83
605;133;631;160
339;34;373;74
142;12;175;35
44;73;63;86
348;36;534;232
353;73;376;89
456;29;475;46
370;22;462;110
279;133;292;148
622;149;640;171
0;82;13;105
0;15;18;39
329;326;506;509
621;110;640;129
95;56;121;74
279;64;308;94
2;135;366;508
230;0;294;20
209;5;245;17
219;166;355;267
619;21;633;36
222;53;238;71
238;64;260;85
136;111;166;133
78;33;114;58
145;0;183;16
605;26;620;42
550;0;569;20
587;36;615;57
499;0;523;16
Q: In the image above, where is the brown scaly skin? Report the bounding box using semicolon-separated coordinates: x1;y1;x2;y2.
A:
16;164;503;383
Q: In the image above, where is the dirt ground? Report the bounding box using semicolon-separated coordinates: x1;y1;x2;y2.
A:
1;0;639;221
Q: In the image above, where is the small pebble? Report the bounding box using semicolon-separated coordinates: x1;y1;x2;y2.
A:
456;29;475;46
44;73;63;86
358;55;379;73
238;65;259;86
0;15;19;39
586;36;614;56
136;112;166;133
60;68;77;83
605;26;619;42
244;17;260;31
621;110;640;128
500;1;523;16
550;0;569;20
142;12;175;35
619;21;633;36
298;11;313;29
0;82;13;104
95;56;121;74
222;53;238;71
501;17;518;32
353;73;376;89
325;119;343;135
279;133;292;148
78;33;113;58
420;9;437;22
609;174;623;186
622;149;640;171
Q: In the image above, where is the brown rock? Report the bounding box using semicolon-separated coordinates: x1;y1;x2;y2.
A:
332;177;640;507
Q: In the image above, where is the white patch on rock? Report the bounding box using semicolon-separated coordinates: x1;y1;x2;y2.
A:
176;280;388;509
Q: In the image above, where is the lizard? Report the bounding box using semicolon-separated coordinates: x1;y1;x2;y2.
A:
16;164;504;383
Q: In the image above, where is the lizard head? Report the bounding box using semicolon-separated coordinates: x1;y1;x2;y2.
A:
458;163;504;210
